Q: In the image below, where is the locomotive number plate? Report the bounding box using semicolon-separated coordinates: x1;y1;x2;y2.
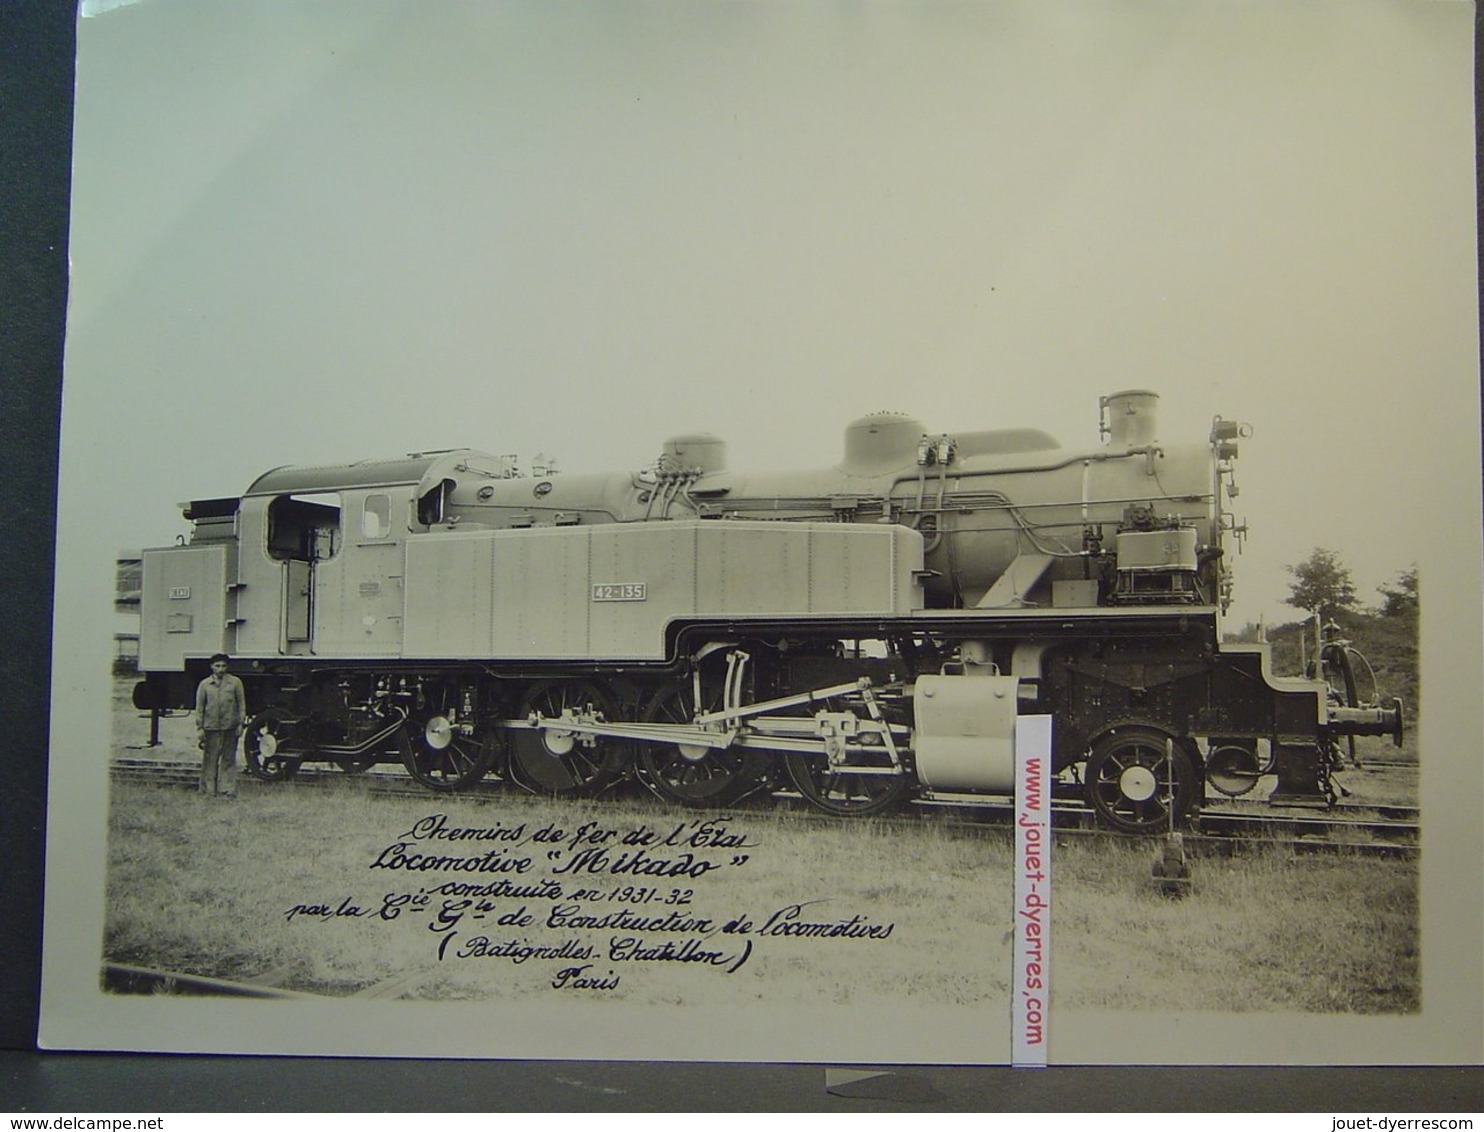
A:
592;582;647;602
168;586;191;600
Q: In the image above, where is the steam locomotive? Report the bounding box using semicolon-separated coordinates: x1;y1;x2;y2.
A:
131;390;1401;831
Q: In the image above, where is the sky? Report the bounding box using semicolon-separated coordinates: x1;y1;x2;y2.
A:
61;0;1479;625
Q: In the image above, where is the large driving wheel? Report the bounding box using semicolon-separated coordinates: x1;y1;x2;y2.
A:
637;680;768;807
243;708;302;782
399;713;496;792
509;681;629;796
1084;725;1198;833
782;703;910;819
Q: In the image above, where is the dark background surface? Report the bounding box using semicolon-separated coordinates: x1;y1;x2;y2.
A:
1;0;1478;1112
2;1054;1482;1112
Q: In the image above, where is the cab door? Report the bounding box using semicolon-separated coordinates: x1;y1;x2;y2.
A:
263;493;341;656
285;558;312;643
310;490;407;656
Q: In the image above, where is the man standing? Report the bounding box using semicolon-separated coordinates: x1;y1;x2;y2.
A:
195;653;246;797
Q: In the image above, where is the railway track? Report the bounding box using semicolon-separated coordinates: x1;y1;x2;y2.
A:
103;961;323;999
103;959;441;1000
110;756;1419;858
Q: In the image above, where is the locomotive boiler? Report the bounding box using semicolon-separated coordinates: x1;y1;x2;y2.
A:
131;390;1402;831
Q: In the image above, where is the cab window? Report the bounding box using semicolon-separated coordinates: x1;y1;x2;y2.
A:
362;494;392;540
267;493;340;561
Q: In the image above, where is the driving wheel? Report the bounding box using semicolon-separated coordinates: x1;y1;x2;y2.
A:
399;712;496;792
508;681;629;796
242;708;303;782
637;680;768;807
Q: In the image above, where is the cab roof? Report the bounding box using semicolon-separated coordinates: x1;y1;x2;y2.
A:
242;450;504;498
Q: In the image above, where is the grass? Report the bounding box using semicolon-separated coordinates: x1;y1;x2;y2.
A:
1049;837;1418;1014
103;778;1418;1013
105;780;1013;1007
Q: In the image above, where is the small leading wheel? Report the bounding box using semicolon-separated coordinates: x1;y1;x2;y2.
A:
637;680;768;808
242;708;302;782
399;714;496;792
783;750;908;817
509;681;629;796
1084;725;1198;834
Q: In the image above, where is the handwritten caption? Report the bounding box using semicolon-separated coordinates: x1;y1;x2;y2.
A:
282;812;894;992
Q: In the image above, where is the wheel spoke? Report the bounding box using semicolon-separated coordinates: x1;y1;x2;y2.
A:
455;738;483;775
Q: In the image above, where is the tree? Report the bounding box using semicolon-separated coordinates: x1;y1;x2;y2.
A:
1377;566;1419;619
1283;547;1359;620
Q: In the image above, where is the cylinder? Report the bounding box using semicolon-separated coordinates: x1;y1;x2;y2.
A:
912;675;1020;792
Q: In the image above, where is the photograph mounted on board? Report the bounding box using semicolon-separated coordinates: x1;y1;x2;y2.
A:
45;0;1480;1065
